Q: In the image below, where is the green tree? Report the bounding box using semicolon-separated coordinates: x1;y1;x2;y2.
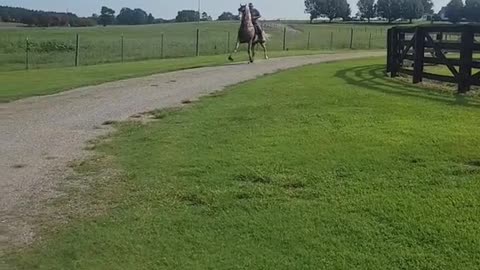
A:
99;6;115;26
217;12;239;21
464;0;480;22
116;8;148;25
377;0;402;23
201;12;212;21
421;0;434;14
175;10;200;22
357;0;376;22
445;0;464;23
305;0;322;23
401;0;424;23
147;13;155;24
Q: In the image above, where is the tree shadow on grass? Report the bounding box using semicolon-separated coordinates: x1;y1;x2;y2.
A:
334;64;480;109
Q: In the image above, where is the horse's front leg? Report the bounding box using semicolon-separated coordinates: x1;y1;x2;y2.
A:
247;41;253;63
228;39;241;62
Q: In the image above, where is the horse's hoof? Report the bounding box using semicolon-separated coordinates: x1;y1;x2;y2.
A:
265;56;269;60
228;56;234;62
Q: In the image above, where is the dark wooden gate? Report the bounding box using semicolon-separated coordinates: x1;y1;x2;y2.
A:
387;24;480;93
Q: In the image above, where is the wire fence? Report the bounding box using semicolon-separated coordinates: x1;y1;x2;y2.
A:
0;25;388;71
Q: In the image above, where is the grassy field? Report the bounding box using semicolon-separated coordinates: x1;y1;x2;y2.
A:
7;58;480;269
0;21;389;71
0;50;331;102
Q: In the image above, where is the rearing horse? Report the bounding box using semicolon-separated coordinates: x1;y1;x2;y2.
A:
228;4;268;63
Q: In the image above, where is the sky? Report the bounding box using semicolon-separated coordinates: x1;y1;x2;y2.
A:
1;0;450;20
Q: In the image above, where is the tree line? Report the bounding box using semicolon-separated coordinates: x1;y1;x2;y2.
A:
305;0;480;23
0;6;96;27
99;7;238;26
442;0;480;23
0;5;240;27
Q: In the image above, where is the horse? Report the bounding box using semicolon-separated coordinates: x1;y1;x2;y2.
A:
228;4;268;63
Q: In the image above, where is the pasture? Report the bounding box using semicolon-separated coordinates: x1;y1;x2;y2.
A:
0;21;389;71
8;58;480;269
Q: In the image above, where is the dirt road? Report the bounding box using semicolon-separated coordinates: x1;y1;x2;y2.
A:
0;52;384;248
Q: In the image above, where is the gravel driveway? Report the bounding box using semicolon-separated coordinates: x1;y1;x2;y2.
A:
0;52;384;248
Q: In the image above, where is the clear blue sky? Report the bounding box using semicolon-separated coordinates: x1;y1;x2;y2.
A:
2;0;449;20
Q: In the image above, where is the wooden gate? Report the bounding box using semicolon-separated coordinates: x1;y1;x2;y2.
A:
387;24;480;93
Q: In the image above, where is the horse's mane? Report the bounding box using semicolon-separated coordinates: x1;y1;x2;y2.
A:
241;5;253;28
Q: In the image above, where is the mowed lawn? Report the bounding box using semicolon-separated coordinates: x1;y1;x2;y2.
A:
9;58;480;269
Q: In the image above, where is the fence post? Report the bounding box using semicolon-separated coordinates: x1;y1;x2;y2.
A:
25;37;29;70
121;34;124;62
307;32;311;50
368;32;372;49
283;27;287;51
195;29;200;56
161;33;164;58
75;34;80;67
459;25;474;93
330;32;334;50
413;28;425;84
349;28;354;49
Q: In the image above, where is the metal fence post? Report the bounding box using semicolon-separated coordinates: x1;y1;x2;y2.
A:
195;29;200;56
368;32;372;49
121;34;124;62
283;27;287;51
349;28;354;49
307;32;311;50
75;34;80;67
25;37;30;70
161;33;164;58
330;32;334;50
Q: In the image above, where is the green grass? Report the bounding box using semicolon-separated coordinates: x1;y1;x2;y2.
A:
0;50;332;102
0;21;389;71
8;58;480;269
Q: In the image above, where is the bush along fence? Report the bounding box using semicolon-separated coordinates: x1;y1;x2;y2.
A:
387;24;480;93
9;26;387;71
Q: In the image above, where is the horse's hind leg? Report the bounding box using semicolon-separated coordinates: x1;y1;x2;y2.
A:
252;43;256;61
247;41;253;63
260;42;269;60
228;40;241;61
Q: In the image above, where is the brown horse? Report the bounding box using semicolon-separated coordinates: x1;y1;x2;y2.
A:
228;4;268;63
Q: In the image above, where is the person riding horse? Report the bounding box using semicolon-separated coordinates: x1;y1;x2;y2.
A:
228;3;268;62
249;3;264;42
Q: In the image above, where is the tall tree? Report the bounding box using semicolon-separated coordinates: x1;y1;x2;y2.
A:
217;12;240;21
175;10;200;22
445;0;464;23
464;0;480;22
116;8;148;25
201;12;212;21
357;0;376;22
305;0;322;23
377;0;402;23
99;6;115;26
401;0;425;23
421;0;434;14
147;13;155;24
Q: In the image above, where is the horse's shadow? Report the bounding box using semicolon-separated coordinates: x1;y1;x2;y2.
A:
334;64;480;109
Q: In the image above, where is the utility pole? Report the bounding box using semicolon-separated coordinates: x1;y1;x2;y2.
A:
198;0;201;24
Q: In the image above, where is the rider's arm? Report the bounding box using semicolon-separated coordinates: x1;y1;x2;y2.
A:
252;10;261;20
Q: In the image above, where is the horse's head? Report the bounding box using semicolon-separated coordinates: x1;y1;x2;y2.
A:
238;4;246;15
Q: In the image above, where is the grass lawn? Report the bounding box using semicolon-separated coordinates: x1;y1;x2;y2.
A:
7;58;480;269
0;50;329;102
